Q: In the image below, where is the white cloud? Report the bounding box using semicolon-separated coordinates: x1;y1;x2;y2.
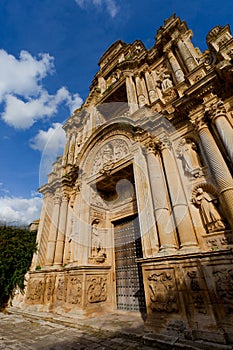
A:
75;0;119;18
30;122;66;154
0;50;83;129
0;195;42;226
0;49;53;101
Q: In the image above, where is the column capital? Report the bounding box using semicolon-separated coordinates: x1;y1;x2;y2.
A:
205;100;227;123
159;136;172;151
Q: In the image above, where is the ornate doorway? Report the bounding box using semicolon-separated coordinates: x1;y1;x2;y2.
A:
114;216;146;312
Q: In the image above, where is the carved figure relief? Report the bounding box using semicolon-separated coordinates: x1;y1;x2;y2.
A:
87;276;107;303
66;277;82;304
148;272;178;312
91;139;130;175
177;138;202;177
192;187;226;232
213;269;233;314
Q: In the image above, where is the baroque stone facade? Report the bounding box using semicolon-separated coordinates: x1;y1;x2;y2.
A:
23;15;233;347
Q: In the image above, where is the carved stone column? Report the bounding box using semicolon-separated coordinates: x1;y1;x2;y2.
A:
62;202;73;264
53;195;68;266
145;142;177;251
191;111;233;229
135;75;149;107
45;195;61;266
177;38;197;72
133;145;159;256
166;49;185;83
31;192;53;269
144;71;159;103
206;101;233;162
125;73;138;113
160;137;198;249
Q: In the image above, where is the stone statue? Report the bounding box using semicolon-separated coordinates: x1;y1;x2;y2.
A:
91;220;103;256
161;73;173;91
192;188;226;232
178;138;202;177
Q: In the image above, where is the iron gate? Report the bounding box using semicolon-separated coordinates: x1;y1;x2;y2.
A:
114;216;146;312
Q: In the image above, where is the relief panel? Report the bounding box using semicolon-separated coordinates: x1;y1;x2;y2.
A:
147;270;178;313
86;275;107;303
66;276;82;305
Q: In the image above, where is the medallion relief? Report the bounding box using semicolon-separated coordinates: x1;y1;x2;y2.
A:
91;139;130;175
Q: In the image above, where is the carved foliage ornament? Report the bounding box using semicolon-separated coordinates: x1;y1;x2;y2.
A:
26;279;44;303
66;277;82;304
87;276;107;303
91;139;130;175
213;269;233;314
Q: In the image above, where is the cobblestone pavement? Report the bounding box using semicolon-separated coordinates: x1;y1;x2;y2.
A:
0;312;155;350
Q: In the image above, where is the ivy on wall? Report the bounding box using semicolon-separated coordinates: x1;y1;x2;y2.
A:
0;226;37;311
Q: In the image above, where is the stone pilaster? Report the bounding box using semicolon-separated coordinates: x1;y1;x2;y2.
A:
145;141;177;251
144;71;159;103
191;110;233;229
160;137;198;249
53;195;68;266
133;145;159;257
45;195;61;266
166;49;185;83
125;73;138;113
177;38;197;72
135;75;149;107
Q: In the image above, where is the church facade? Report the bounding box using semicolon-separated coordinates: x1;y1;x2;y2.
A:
24;15;233;346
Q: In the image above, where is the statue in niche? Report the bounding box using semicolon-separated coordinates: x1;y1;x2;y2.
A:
161;73;173;91
192;187;226;232
178;138;202;177
91;220;106;261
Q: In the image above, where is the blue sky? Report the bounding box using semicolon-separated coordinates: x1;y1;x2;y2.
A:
0;0;232;225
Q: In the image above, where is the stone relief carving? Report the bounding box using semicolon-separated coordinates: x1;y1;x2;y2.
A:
148;272;178;312
192;187;226;233
26;279;44;303
187;270;207;314
91;139;129;175
56;277;65;301
213;269;233;314
87;276;107;303
176;138;203;178
44;277;55;302
66;277;82;304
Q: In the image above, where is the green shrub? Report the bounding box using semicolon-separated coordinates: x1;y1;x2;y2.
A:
0;226;37;311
